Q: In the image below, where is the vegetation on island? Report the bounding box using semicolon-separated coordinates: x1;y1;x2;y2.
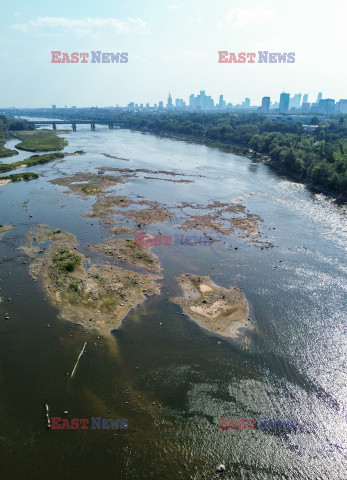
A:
0;115;33;158
0;152;64;174
11;130;67;152
0;172;39;183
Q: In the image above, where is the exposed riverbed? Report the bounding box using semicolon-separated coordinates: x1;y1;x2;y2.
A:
0;123;346;480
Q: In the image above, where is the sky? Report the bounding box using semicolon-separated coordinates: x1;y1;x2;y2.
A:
0;0;346;108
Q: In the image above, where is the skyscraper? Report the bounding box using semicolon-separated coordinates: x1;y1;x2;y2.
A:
242;98;250;108
279;92;290;113
261;97;270;113
218;94;226;108
289;93;302;109
316;92;322;102
189;94;197;108
337;99;347;114
167;93;173;108
302;94;309;104
318;98;335;113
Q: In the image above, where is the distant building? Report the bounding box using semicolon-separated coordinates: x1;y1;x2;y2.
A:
158;101;164;109
302;94;309;104
167;93;173;109
337;99;347;114
218;94;226;108
52;105;56;109
302;125;318;132
242;97;250;108
301;102;311;113
189;90;214;110
279;92;290;113
316;92;322;103
318;98;335;113
261;96;270;113
189;94;196;108
289;93;302;109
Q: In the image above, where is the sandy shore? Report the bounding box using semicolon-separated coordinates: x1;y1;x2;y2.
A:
0;179;11;188
171;274;251;339
0;224;13;237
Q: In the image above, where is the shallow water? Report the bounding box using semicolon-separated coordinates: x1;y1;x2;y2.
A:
0;124;346;479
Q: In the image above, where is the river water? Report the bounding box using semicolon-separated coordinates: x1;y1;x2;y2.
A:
0;123;346;480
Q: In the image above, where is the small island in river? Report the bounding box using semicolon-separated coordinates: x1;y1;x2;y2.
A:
171;274;251;339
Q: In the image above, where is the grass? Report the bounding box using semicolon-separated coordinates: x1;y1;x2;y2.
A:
0;152;64;174
11;130;68;152
69;281;79;292
53;248;81;273
0;134;19;158
0;172;39;182
0;145;18;158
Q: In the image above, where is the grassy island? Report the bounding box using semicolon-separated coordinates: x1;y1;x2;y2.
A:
11;130;68;152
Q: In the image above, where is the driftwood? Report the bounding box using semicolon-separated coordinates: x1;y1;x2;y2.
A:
45;402;51;429
71;342;87;378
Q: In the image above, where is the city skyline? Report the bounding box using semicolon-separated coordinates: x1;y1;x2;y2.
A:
39;89;346;115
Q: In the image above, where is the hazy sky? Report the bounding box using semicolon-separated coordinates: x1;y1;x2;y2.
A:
0;0;346;108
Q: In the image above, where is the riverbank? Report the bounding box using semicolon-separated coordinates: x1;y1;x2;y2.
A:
112;119;345;202
0;152;65;174
0;134;19;158
0;172;39;185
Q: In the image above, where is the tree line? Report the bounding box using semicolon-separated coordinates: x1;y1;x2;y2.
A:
109;112;347;197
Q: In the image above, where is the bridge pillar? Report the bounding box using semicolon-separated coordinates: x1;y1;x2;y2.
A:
72;122;77;132
52;123;56;130
91;122;96;131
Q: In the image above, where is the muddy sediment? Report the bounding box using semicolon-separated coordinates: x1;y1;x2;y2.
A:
115;205;172;225
90;238;161;272
179;215;235;236
50;172;129;197
85;195;132;218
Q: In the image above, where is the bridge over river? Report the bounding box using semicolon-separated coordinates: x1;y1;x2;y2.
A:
30;120;119;131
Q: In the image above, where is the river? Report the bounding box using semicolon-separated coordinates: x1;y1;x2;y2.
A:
0;122;346;479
